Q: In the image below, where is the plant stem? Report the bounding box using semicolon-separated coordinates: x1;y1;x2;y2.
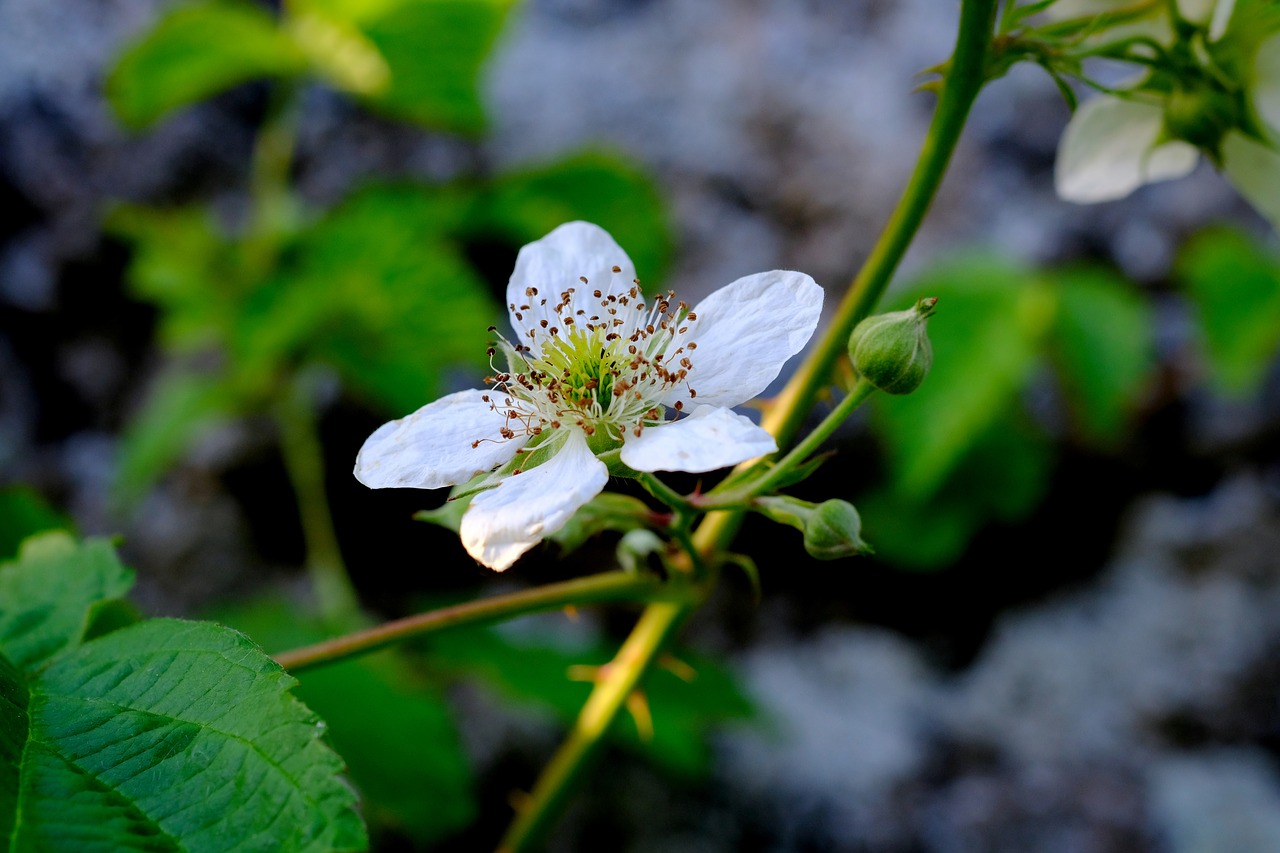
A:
275;570;672;672
755;0;998;457
494;3;998;849
274;379;361;625
496;600;694;853
747;379;876;498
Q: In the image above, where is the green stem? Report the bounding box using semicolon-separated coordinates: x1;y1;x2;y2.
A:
275;570;672;672
755;0;998;457
748;379;876;497
274;379;361;624
496;600;695;853
637;472;694;514
494;3;998;849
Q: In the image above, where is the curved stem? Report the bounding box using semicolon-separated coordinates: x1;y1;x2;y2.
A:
496;4;998;850
275;570;672;672
496;600;695;853
755;0;998;457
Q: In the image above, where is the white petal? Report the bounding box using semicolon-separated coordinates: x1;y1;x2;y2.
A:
620;405;777;474
505;221;639;343
665;270;823;410
460;428;608;571
1176;0;1216;26
1207;0;1235;40
1254;33;1280;136
1055;97;1200;202
1222;132;1280;228
354;389;524;489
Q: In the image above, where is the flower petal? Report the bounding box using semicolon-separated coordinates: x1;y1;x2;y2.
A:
1055;97;1199;202
1254;33;1280;136
354;389;524;489
506;221;639;343
620;405;777;473
1207;0;1235;41
664;270;823;410
460;428;608;571
1222;131;1280;228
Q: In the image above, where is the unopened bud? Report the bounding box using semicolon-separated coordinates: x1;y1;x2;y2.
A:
754;496;871;560
848;297;937;395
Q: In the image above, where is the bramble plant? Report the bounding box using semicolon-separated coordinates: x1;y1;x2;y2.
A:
5;0;1280;851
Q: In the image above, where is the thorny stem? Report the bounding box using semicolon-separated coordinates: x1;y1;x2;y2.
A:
498;2;999;851
275;570;675;672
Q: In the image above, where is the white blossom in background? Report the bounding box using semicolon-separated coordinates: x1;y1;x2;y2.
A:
354;221;823;571
1054;1;1280;227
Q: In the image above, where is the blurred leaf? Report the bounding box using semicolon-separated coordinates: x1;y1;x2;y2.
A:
0;534;135;672
115;370;240;506
859;409;1054;568
1047;265;1155;444
479;151;672;283
1177;227;1280;395
256;184;495;413
427;624;752;777
285;10;391;96
107;204;235;352
107;0;306;128
357;0;516;133
0;488;73;561
216;598;475;845
873;256;1055;502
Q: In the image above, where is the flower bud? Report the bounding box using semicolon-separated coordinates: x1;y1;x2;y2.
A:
754;496;871;560
847;297;937;395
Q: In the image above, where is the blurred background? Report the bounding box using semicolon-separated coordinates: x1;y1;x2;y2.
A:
3;0;1280;850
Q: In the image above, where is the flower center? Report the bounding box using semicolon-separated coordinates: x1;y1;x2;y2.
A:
481;272;701;447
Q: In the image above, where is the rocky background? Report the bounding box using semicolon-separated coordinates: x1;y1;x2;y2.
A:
2;0;1280;851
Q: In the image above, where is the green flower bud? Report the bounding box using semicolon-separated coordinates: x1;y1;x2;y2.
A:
754;496;871;560
803;499;871;560
847;297;937;395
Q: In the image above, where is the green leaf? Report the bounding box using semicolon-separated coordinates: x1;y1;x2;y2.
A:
0;488;73;561
259;184;495;413
107;0;307;129
859;409;1054;569
480;151;672;283
872;256;1055;502
357;0;516;133
427;624;752;777
215;599;475;845
10;620;366;852
1047;265;1155;444
0;534;134;672
114;370;241;506
0;542;367;852
1177;227;1280;396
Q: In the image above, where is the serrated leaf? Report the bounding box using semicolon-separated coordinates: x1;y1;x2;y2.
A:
215;598;474;845
427;625;752;777
872;256;1055;502
107;0;307;129
479;151;672;283
358;0;516;133
1047;265;1155;444
115;370;240;506
1177;227;1280;396
7;619;366;852
0;487;73;561
0;534;134;673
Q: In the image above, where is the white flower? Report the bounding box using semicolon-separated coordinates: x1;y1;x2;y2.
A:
1054;13;1280;227
354;221;823;571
